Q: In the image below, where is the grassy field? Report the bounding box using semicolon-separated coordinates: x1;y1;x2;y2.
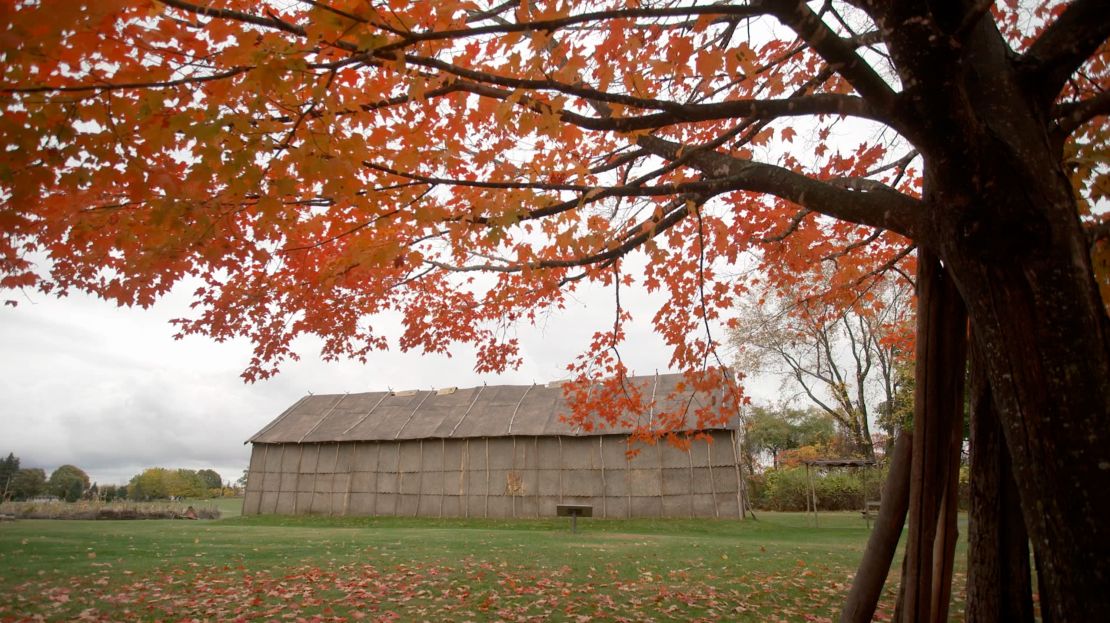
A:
0;506;965;622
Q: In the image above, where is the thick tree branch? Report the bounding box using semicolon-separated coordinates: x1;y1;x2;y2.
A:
1;67;250;94
1019;0;1110;105
161;0;309;37
637;135;924;240
1087;218;1110;246
425;195;700;273
400;53;695;113
790;362;857;431
767;0;900;120
361;160;589;192
563;94;887;132
1054;90;1110;138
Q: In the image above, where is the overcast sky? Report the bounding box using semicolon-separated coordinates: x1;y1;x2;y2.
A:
1;273;778;487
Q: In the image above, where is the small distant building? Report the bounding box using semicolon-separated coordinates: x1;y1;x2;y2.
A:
242;374;746;518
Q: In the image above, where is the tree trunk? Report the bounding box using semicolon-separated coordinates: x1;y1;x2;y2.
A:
839;431;912;623
902;16;1110;620
966;342;1033;623
1034;549;1056;623
928;392;963;622
946;240;1110;621
900;251;967;623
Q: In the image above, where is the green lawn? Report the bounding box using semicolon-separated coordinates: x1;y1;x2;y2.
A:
0;510;965;622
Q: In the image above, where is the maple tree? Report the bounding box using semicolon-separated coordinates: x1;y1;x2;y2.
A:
1;0;1108;619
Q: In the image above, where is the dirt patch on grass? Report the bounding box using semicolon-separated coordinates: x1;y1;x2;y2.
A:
601;533;664;541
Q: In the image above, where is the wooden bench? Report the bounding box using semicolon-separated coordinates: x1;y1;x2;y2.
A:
556;504;593;533
861;501;881;527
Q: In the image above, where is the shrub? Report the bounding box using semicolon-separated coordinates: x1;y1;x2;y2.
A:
0;500;220;520
757;468;811;511
753;466;885;511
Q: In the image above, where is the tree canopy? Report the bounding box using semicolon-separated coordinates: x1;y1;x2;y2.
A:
9;467;47;500
197;468;223;490
47;464;90;502
128;467;214;499
2;1;1108;619
744;404;834;469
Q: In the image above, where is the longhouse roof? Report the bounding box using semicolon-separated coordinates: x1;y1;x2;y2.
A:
248;373;739;443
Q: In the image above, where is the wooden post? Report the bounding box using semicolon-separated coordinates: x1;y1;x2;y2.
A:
558;436;565;504
730;430;745;519
393;441;402;516
687;443;696;518
274;444;286;515
625;440;632;518
657;441;665;518
598;437;607;518
840;431;913;623
812;461;821;524
707;440;718;519
293;445;305;515
254;444;269;516
342;444;353;516
484;437;490;518
533;436;540;518
901;250;968;623
511;437;518;519
805;463;810;515
273;444;286;513
309;445;323;515
861;463;869;529
463;439;470;518
371;442;381;516
330;443;340;517
439;438;446;519
930;398;964;620
415;440;424;517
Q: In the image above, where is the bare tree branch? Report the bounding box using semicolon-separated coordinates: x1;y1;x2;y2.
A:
1020;0;1110;106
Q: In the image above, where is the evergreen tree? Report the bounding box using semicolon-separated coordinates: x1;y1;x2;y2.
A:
0;453;19;499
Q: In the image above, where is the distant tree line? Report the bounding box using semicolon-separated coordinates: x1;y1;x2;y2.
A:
125;467;229;500
1;454;91;502
0;453;237;502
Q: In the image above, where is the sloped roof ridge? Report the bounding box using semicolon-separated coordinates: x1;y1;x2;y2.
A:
247;372;736;444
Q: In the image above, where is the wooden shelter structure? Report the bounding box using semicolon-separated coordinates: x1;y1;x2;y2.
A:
801;458;878;527
242;374;748;519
